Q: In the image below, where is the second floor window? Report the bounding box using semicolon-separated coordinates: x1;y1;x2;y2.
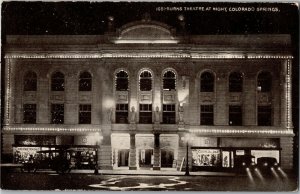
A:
229;72;243;92
163;104;176;124
257;71;272;92
116;71;129;91
23;104;36;124
257;106;272;126
79;104;91;124
24;71;37;91
163;71;176;91
79;72;92;91
116;104;128;123
201;72;214;92
51;72;64;91
229;105;242;126
51;104;64;124
139;71;152;91
200;105;214;125
139;104;152;124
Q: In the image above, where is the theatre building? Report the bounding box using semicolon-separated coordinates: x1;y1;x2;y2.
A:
2;16;295;171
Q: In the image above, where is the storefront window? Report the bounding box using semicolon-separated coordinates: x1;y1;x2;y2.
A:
192;149;221;167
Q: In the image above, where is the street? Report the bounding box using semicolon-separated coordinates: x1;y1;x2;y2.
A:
1;171;297;191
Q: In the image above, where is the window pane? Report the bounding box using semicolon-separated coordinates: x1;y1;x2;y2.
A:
51;104;64;124
139;104;152;123
258;72;272;92
116;104;128;123
201;105;214;125
79;104;91;124
23;104;36;124
163;71;176;91
140;71;152;91
51;72;64;91
229;105;242;126
257;106;272;126
24;72;37;91
229;72;243;92
163;104;176;124
201;72;214;92
79;72;92;91
116;71;129;91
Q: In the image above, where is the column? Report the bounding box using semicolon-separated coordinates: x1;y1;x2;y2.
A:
281;60;293;129
129;133;137;170
153;133;161;170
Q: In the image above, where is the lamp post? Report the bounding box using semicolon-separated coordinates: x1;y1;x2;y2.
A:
181;133;193;176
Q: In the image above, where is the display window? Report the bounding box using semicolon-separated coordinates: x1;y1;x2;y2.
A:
192;149;221;167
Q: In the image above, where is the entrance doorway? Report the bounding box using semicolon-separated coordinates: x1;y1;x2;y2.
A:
161;149;174;168
139;149;153;167
118;149;129;167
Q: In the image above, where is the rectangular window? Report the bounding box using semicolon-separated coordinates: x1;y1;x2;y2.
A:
51;104;64;124
79;104;91;124
139;104;152;124
257;106;272;126
201;105;214;125
163;104;176;124
116;104;128;123
23;104;36;124
229;105;242;126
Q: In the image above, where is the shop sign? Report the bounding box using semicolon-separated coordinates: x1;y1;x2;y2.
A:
220;138;279;148
191;137;217;147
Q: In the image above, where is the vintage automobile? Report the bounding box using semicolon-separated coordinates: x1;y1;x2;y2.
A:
234;155;256;172
22;149;75;173
256;157;279;174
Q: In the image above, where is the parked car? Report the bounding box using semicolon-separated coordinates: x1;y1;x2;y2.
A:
234;155;255;172
257;157;279;174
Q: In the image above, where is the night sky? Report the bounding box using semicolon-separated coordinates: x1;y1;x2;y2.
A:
1;2;299;36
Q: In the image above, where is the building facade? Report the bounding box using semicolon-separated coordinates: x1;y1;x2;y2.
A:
2;17;294;171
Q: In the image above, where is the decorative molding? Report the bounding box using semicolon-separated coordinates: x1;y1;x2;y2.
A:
189;129;294;135
2;126;101;132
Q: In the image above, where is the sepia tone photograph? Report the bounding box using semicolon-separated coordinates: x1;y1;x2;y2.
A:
0;1;299;191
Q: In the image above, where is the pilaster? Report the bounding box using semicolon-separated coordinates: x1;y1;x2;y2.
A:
153;133;161;170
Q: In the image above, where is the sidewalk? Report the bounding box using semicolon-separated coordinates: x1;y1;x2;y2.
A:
67;168;237;176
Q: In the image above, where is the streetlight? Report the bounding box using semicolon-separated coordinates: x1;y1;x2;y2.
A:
181;133;193;176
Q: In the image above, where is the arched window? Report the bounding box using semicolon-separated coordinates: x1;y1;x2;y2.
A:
139;70;152;91
229;72;243;92
163;71;176;91
257;71;272;92
51;72;64;91
79;71;92;91
24;71;37;91
200;72;214;92
116;70;129;91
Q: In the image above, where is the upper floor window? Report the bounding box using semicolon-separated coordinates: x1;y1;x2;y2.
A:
23;104;36;124
201;72;214;92
79;72;92;91
24;71;37;91
163;71;176;91
116;71;129;91
257;71;272;92
257;106;272;126
139;104;152;124
51;104;64;124
139;70;152;91
229;72;243;92
79;104;91;124
200;105;214;125
163;104;176;124
116;104;128;123
229;105;242;126
51;72;64;91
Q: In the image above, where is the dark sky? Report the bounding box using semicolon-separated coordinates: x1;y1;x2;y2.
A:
1;2;299;36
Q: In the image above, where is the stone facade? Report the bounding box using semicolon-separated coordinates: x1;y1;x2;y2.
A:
2;18;294;171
